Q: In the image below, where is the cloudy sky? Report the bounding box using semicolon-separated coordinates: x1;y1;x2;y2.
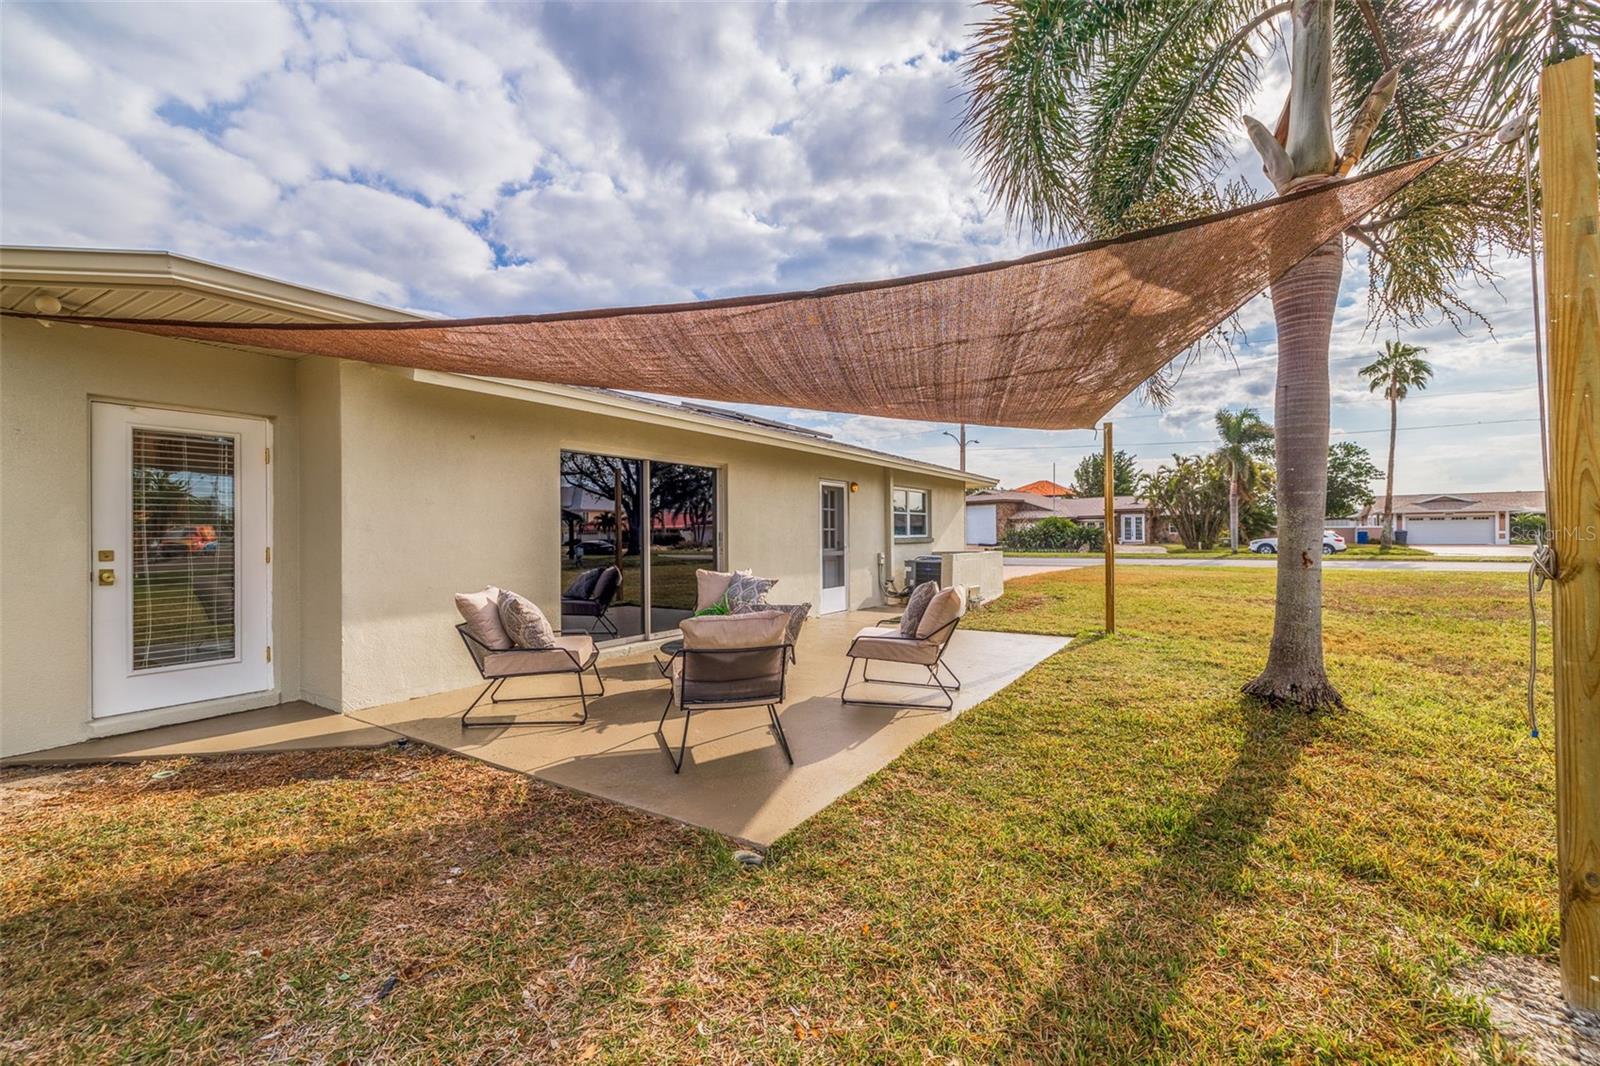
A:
0;1;1545;494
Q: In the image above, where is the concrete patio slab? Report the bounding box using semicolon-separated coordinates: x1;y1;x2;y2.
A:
348;610;1068;846
1;702;400;765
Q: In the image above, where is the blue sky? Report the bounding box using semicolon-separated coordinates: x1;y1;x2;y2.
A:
0;1;1544;493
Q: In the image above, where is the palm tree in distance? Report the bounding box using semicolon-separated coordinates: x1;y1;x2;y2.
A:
1358;340;1432;549
1214;408;1275;552
956;0;1562;710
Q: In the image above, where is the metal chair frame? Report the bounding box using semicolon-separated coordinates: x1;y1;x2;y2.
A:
655;642;793;773
457;624;606;727
839;616;963;711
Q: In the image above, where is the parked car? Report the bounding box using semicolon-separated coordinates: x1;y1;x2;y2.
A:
1249;530;1347;555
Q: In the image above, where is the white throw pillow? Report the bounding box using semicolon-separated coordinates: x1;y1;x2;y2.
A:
455;586;513;650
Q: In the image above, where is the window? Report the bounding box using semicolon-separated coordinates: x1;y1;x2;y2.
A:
893;487;929;538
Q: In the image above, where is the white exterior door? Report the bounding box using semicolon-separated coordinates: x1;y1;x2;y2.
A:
819;481;848;614
1406;515;1495;544
91;403;273;717
1119;513;1146;544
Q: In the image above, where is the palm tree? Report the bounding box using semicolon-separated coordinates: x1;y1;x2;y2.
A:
1214;408;1275;552
957;0;1569;710
1359;340;1432;549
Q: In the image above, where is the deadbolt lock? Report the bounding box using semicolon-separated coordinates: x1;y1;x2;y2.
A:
98;549;115;562
97;569;116;586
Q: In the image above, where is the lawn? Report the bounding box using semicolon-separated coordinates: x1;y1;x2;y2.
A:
0;567;1557;1062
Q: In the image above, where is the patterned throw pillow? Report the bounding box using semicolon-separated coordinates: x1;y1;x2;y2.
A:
724;572;778;613
497;590;557;649
900;581;938;637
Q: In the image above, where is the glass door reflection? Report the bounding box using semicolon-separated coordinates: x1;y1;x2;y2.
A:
559;452;644;639
649;462;718;633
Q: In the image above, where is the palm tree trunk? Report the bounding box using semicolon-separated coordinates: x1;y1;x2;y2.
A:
1380;390;1397;549
1229;464;1241;551
1244;235;1345;711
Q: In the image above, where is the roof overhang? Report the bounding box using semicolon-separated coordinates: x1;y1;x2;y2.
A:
0;246;419;325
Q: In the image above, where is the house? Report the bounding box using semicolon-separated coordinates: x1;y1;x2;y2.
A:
965;489;1165;546
1354;491;1545;546
0;246;997;758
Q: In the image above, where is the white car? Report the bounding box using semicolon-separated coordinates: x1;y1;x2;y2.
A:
1249;530;1347;555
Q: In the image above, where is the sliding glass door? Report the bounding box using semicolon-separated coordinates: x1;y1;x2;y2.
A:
560;452;644;638
649;462;718;633
560;451;719;643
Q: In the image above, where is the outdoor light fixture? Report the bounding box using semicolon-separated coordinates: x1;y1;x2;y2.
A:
849;482;859;492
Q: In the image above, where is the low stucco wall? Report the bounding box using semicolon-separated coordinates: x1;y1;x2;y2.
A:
0;321;306;757
331;366;970;710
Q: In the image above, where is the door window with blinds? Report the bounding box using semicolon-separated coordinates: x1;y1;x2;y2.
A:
131;429;238;669
91;404;272;718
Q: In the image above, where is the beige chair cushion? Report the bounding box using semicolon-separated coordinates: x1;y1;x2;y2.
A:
847;625;943;666
916;585;967;641
481;633;595;677
680;609;789;650
694;568;751;611
456;586;513;650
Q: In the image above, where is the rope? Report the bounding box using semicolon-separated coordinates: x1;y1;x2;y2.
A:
1528;538;1556;738
1511;100;1556;739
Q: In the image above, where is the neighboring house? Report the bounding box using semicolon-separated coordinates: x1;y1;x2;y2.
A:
966;490;1166;545
1353;491;1546;545
0;246;995;758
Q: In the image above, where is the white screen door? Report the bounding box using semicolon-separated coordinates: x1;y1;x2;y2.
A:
819;481;848;614
91;403;273;717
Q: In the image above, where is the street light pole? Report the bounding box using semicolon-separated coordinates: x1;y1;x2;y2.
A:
942;423;978;471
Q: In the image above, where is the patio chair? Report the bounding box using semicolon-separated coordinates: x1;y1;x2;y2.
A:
840;585;966;711
656;610;793;773
561;564;622;639
456;624;606;726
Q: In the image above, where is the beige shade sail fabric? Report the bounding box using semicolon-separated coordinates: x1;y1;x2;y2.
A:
22;156;1439;430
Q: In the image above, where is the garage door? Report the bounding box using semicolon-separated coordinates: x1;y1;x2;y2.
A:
965;504;998;546
1405;515;1496;544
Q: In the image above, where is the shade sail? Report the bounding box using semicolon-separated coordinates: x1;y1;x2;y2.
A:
23;156;1439;430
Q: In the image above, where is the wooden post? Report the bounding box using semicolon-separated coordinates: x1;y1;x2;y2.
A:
1104;422;1115;633
1540;52;1600;1015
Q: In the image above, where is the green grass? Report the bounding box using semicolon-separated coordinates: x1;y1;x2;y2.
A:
1;567;1556;1062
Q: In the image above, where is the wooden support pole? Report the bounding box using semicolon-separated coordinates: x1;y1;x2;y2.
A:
1540;52;1600;1015
1104;422;1115;633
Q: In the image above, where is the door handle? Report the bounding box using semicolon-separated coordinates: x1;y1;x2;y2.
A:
97;569;116;587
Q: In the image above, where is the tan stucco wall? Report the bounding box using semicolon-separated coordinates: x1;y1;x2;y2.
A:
295;357;343;708
331;367;969;710
0;321;305;756
0;326;971;750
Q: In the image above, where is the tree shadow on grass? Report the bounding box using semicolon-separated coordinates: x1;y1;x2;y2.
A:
999;697;1320;1061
